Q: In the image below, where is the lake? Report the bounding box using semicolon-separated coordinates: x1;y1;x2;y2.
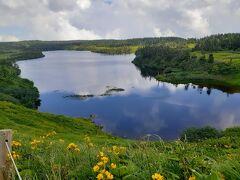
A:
17;51;240;140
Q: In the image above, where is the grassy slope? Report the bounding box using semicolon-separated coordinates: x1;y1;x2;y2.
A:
0;101;123;144
1;102;240;179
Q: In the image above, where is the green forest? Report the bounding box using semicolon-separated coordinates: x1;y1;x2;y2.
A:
133;33;240;93
1;33;240;179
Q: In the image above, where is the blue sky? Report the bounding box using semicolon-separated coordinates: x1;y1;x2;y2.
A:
0;0;240;41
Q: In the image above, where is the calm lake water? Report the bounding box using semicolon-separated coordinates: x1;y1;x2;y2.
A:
17;51;240;139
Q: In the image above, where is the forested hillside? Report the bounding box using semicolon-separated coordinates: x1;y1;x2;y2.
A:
195;33;240;51
133;34;240;93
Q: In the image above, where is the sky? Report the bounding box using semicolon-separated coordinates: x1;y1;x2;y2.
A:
0;0;240;41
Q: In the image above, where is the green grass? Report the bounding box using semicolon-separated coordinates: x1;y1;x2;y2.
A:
0;101;123;144
69;45;141;54
191;51;240;63
1;101;240;179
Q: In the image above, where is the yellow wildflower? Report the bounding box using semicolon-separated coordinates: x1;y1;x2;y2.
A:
12;141;22;148
110;163;117;169
96;173;104;180
112;146;126;155
101;156;109;164
105;171;114;180
10;151;20;160
67;143;78;151
30;139;41;146
30;139;41;149
97;162;104;166
93;165;100;172
100;169;106;174
188;176;196;180
152;173;164;180
99;151;104;157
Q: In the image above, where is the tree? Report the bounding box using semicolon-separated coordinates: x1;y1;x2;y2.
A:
208;53;214;63
199;55;206;63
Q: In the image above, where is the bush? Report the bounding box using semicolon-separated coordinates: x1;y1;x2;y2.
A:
181;126;221;142
208;54;214;63
223;127;240;137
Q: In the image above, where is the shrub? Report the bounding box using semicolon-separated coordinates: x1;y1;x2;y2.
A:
223;127;240;137
181;126;221;142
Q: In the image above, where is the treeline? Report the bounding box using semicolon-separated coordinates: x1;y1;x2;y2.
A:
132;45;240;91
181;126;240;142
195;33;240;51
133;46;217;76
70;45;137;54
0;51;42;108
0;37;187;53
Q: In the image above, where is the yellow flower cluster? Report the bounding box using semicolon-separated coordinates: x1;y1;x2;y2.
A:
12;141;22;148
40;131;57;139
30;139;42;149
152;173;164;180
84;135;94;147
111;146;126;155
93;151;117;180
96;169;114;180
8;151;20;160
188;176;196;180
46;131;56;137
67;143;80;152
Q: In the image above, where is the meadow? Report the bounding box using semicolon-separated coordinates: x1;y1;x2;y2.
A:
1;102;240;179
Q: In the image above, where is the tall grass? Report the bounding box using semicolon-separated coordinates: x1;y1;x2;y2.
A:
9;132;240;179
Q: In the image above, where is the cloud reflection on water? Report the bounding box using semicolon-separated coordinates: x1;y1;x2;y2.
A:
17;51;240;139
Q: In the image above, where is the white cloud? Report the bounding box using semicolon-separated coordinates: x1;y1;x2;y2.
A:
183;9;210;36
154;27;176;37
30;15;101;40
0;0;239;40
105;29;121;39
77;0;91;10
0;35;19;42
